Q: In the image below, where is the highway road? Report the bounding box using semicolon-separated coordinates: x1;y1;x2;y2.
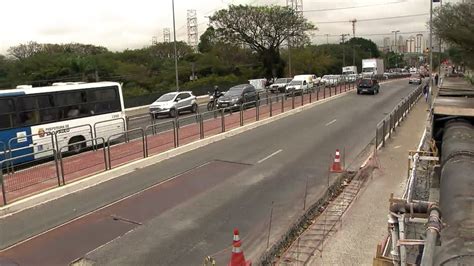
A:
0;79;419;265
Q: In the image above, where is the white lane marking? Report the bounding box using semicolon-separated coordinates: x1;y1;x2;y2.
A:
257;149;283;164
325;119;337;126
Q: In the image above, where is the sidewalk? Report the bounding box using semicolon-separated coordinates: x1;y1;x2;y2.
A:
308;94;428;265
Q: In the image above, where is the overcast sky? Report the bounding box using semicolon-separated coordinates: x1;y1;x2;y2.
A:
0;0;456;54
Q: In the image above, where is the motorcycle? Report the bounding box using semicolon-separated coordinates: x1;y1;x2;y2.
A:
207;91;224;111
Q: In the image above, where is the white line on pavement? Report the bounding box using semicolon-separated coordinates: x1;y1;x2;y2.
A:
325;119;337;126
257;149;283;164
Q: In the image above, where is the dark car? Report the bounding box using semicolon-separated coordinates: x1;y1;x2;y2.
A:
217;84;259;109
357;78;380;95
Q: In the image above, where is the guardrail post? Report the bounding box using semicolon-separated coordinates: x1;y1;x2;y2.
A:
309;90;312;103
138;129;146;158
375;126;379;150
221;108;225;132
0;168;7;205
323;85;326;98
199;114;204;139
291;91;295;109
53;150;62;186
329;85;332;97
300;91;304;106
240;105;244;126
281;95;284;113
256;101;260;121
175;118;180;147
382;119;386;147
269;97;273;117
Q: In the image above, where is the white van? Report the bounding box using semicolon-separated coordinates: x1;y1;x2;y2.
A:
293;74;315;89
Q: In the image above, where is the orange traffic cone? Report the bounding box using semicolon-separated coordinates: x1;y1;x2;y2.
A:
330;149;343;173
233;228;240;245
228;229;251;266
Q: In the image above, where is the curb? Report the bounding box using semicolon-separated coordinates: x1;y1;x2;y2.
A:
0;90;352;218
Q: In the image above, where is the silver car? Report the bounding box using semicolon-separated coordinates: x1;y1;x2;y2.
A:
149;91;198;118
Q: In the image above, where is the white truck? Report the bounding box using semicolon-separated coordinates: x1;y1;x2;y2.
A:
362;59;384;78
342;66;358;75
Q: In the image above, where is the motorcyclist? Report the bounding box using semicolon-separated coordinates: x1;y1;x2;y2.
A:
213;85;221;98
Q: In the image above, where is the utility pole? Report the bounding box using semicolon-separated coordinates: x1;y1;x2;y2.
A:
429;0;433;87
325;34;329;44
350;19;357;65
438;0;443;80
340;34;349;66
286;0;302;77
172;0;179;92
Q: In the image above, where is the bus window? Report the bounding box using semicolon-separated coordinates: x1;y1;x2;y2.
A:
19;111;39;126
0;114;12;130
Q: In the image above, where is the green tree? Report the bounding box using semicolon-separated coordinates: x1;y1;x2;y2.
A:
432;2;474;68
198;27;217;53
210;5;315;78
346;37;380;58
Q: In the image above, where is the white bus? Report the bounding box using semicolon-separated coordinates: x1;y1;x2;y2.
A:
0;82;126;164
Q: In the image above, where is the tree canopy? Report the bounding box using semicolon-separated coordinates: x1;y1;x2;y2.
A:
210;5;315;78
432;2;474;68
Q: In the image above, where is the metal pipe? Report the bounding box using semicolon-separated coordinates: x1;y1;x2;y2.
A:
388;214;400;265
399;214;407;266
421;206;441;266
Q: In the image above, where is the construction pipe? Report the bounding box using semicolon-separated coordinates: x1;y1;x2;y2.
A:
434;120;474;265
389;199;431;215
399;214;407;266
388;214;400;265
421;206;441;266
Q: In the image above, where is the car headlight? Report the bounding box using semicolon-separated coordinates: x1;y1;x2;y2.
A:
231;98;238;103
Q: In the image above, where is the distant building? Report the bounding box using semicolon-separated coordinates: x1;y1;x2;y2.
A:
416;34;426;53
383;37;391;52
398;36;406;53
406;36;416;53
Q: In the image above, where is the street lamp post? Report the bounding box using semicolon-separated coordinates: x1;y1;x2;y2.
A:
429;0;433;87
172;0;179;91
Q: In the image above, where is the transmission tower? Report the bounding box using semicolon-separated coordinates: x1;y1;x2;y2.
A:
286;0;303;49
349;19;357;38
187;10;199;50
286;0;303;15
163;28;171;43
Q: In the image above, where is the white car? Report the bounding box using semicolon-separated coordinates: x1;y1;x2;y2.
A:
286;80;309;94
149;91;198;118
321;75;341;85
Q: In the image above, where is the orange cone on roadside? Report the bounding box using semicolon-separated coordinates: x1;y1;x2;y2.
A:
228;228;252;266
331;149;343;173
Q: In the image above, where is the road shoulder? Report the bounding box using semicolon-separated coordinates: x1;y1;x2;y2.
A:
309;95;428;265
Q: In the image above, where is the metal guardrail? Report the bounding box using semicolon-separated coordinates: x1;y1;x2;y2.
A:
106;128;146;169
375;84;423;149
58;137;107;185
0;149;60;205
0;141;5;160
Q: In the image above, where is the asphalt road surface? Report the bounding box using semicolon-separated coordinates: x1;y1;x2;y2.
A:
0;79;419;265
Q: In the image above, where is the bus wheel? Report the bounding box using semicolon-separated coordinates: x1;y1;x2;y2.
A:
69;136;86;153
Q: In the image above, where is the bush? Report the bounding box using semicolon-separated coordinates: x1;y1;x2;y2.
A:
182;74;246;95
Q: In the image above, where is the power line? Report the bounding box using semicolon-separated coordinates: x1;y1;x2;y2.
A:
314;13;429;24
304;0;407;12
312;30;429;37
